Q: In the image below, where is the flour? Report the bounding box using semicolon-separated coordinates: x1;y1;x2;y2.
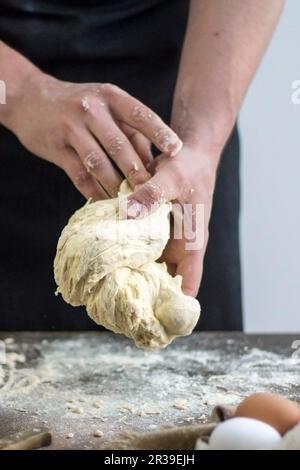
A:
0;333;298;449
0;352;26;391
173;399;188;410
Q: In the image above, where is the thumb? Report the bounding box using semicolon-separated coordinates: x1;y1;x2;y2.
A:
126;165;181;218
176;252;203;297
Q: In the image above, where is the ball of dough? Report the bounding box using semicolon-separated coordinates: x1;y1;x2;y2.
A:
54;181;200;349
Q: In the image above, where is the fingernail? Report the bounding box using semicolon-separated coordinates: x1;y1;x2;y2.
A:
168;139;183;157
127;199;147;219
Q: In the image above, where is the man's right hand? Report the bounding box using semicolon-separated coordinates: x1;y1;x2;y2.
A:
4;69;182;200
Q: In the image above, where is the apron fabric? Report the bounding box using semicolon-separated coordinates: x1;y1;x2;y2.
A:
0;0;242;331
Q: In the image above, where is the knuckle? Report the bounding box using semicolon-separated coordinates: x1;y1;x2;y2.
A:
131;104;153;123
80;95;91;112
73;169;91;187
153;125;181;155
107;134;125;158
138;180;165;205
101;83;120;99
80;94;100;118
84;150;107;173
153;125;170;144
127;165;149;187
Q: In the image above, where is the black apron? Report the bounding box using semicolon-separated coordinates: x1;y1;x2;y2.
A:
0;0;242;331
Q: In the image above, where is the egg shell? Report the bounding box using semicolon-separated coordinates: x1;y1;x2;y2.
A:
209;417;282;450
235;393;300;435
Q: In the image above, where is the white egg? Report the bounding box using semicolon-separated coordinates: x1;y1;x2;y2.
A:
209;417;282;450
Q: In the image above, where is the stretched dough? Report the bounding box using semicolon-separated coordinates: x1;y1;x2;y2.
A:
54;181;200;349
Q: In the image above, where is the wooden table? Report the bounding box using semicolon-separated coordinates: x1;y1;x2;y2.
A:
0;332;299;449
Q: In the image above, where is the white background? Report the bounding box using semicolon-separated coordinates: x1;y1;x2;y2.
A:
240;0;300;332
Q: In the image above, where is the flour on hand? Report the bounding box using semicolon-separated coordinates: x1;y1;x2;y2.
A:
54;181;200;349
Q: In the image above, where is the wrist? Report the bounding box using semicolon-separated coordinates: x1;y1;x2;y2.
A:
181;139;220;185
0;42;44;129
171;92;237;164
173;112;235;154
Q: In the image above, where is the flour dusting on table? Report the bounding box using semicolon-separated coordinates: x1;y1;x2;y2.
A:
0;333;298;449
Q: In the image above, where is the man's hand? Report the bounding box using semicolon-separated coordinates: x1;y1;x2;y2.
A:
127;145;218;296
7;73;182;200
0;42;182;201
128;0;283;297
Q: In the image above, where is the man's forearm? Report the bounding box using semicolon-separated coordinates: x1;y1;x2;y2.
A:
171;0;284;166
0;41;40;127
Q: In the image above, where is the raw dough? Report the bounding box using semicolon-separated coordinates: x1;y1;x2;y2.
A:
54;181;200;349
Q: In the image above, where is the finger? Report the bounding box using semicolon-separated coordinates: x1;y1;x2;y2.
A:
103;86;182;156
61;148;108;201
68;128;122;197
87;113;150;189
176;252;203;297
118;121;153;169
125;164;182;218
149;153;169;173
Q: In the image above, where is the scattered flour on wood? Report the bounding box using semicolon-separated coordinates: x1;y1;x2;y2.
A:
0;334;299;443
